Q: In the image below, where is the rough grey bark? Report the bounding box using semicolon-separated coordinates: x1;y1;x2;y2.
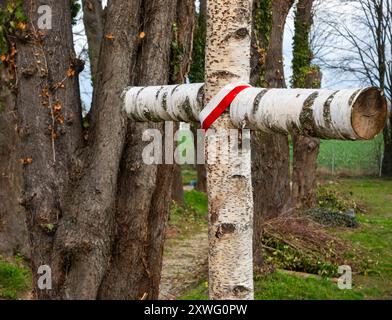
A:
0;44;28;257
81;0;104;83
15;0;84;299
205;0;254;300
9;0;192;300
97;0;180;300
251;0;294;269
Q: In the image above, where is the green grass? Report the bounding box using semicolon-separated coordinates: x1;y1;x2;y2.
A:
316;137;383;176
330;178;392;299
179;177;392;300
168;190;208;241
181;271;364;300
0;256;31;299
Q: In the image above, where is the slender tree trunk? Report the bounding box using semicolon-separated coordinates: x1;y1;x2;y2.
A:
171;0;195;204
291;0;321;209
205;0;254;300
190;0;207;192
251;0;294;269
81;0;103;84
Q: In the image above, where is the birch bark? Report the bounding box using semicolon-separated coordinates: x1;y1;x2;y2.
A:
204;0;254;300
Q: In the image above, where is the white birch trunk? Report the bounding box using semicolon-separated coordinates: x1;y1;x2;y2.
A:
123;85;387;141
203;0;254;300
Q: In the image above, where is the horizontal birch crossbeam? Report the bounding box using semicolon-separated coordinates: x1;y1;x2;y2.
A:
123;83;387;140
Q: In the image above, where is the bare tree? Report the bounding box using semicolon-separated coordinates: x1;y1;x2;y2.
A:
316;0;392;176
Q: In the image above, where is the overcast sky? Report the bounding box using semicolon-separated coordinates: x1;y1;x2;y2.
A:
73;0;362;109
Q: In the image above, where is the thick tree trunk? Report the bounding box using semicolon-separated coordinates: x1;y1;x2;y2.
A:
251;0;294;269
81;0;104;84
291;0;321;210
97;0;185;300
0;46;28;257
205;0;254;300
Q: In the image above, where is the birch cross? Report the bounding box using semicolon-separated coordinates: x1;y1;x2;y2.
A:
122;0;387;300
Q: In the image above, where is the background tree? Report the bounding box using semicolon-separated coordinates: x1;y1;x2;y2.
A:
189;0;207;193
251;0;294;268
291;0;321;209
317;0;392;176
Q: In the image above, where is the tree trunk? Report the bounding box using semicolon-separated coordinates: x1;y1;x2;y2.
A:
205;0;254;300
15;0;84;299
172;163;184;205
98;0;193;300
81;0;104;84
171;0;195;205
251;0;294;269
0;41;28;257
189;0;207;192
382;120;392;176
291;0;321;210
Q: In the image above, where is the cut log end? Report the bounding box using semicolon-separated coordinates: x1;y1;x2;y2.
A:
351;88;388;140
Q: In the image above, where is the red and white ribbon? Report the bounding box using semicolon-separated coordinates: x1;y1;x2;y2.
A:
199;82;252;130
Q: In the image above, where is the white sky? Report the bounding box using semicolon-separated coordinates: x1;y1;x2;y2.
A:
74;0;361;108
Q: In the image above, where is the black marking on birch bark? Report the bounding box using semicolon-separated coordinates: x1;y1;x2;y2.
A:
299;92;319;136
155;86;164;99
136;87;145;98
215;223;236;238
182;97;195;121
197;85;205;108
211;70;238;81
143;108;161;122
171;84;181;95
252;89;268;116
320;91;339;138
233;285;250;296
349;89;362;106
234;27;249;39
162;91;168;112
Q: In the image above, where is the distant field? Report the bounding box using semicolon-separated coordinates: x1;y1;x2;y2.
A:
181;134;384;183
316;136;383;176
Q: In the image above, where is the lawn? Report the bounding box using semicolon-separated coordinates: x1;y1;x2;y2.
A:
0;256;30;300
180;178;392;300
